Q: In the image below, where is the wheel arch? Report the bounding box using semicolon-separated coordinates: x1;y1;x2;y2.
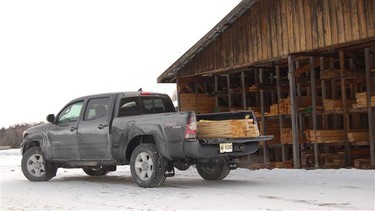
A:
125;134;156;161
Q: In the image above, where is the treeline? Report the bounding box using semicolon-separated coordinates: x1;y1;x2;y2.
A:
0;123;43;148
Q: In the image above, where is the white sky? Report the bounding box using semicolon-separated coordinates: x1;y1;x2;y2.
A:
0;0;241;128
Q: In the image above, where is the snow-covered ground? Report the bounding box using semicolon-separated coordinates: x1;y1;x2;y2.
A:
0;149;374;210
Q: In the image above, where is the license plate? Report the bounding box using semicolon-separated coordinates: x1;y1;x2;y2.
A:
220;143;233;153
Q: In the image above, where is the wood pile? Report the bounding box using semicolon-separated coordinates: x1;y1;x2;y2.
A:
352;92;375;108
180;93;215;114
197;119;259;139
305;130;345;143
320;68;364;80
269;97;321;115
348;131;368;143
275;161;293;168
301;152;314;168
248;84;258;92
281;128;293;144
323;99;354;111
260;119;291;145
353;159;372;169
320;152;346;169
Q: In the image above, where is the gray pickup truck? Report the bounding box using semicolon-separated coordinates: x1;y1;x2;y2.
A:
21;91;272;187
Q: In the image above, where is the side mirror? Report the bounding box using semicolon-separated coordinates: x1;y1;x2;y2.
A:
46;114;55;123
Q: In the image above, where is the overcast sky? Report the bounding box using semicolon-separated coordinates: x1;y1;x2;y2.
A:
0;0;240;128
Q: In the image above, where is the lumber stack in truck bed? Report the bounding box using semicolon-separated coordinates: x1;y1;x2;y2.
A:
197;119;259;139
305;130;345;143
179;93;215;114
352;92;375;108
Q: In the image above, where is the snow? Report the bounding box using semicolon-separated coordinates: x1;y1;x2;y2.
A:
1;149;374;210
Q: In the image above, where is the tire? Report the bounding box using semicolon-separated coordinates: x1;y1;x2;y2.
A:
196;162;230;180
21;147;57;181
130;144;166;188
82;166;109;176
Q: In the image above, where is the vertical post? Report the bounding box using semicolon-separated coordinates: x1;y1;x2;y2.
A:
288;55;300;168
320;57;328;129
365;48;375;168
310;57;319;168
276;65;286;162
227;74;232;108
255;70;260;107
296;61;305;152
241;71;247;110
339;50;350;165
260;69;268;164
330;58;339;129
214;75;219;108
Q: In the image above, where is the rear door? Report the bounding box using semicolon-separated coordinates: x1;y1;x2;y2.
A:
77;96;113;160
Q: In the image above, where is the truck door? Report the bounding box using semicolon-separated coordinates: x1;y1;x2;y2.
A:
77;97;112;160
48;101;84;160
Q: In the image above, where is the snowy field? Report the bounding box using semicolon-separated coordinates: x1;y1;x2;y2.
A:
0;149;374;210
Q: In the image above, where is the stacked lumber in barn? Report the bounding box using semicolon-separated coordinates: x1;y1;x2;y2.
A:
320;68;364;80
249;163;266;170
323;99;354;111
197;119;259;139
275;161;294;169
352;92;375;108
301;152;314;168
320;152;346;169
305;130;345;143
348;131;369;143
259;119;291;145
353;159;372;169
268;97;322;115
180;93;215;114
281;128;293;144
248;106;262;116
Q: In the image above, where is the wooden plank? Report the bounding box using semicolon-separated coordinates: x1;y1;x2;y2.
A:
251;6;258;62
286;0;295;52
281;0;289;54
316;0;325;48
297;0;306;51
304;0;313;50
357;0;367;38
350;0;360;40
292;0;301;52
323;0;332;46
365;0;374;36
270;0;278;57
335;0;346;43
255;4;262;61
311;0;319;49
343;0;353;42
275;0;283;55
329;0;338;45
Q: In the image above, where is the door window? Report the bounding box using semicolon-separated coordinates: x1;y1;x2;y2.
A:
57;101;84;123
84;97;110;120
118;97;141;117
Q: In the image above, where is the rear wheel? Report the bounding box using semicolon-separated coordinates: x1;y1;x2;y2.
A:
21;147;57;181
130;144;166;188
196;162;230;180
82;166;109;176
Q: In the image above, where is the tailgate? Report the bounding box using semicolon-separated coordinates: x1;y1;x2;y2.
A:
198;135;274;145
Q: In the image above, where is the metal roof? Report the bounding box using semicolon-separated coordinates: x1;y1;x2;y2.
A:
157;0;257;83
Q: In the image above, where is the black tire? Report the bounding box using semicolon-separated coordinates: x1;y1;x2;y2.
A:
82;166;109;176
21;147;57;181
196;162;230;180
130;144;166;188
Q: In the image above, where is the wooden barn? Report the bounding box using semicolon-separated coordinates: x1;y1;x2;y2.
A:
158;0;375;169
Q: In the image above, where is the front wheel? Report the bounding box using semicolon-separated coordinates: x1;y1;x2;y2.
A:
82;166;109;176
196;162;230;180
21;147;57;181
130;144;166;188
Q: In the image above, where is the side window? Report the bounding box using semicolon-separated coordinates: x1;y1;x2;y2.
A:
118;97;141;117
57;101;84;123
84;97;110;121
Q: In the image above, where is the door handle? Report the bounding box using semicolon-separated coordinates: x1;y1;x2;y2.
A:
70;127;78;132
98;124;108;129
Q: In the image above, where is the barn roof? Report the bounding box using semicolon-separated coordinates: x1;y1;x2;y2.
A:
157;0;256;83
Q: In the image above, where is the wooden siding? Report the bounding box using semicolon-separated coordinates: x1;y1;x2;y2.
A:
180;0;375;77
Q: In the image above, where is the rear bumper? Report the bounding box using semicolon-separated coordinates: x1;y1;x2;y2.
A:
182;135;273;161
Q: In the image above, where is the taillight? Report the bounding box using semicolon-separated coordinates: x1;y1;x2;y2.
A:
185;113;197;139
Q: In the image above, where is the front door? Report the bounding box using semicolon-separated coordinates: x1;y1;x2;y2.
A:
48;101;84;160
77;97;112;160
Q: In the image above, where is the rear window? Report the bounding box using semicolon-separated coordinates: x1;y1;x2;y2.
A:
118;96;174;117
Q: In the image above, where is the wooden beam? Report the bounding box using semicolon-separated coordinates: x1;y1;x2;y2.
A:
260;69;268;164
276;65;287;162
288;55;300;168
241;71;247;109
310;57;319;168
365;48;375;168
339;50;350;165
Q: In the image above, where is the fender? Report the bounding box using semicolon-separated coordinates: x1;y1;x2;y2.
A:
21;132;53;161
125;124;172;160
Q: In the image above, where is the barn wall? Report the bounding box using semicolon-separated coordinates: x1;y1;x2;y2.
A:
180;0;375;77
